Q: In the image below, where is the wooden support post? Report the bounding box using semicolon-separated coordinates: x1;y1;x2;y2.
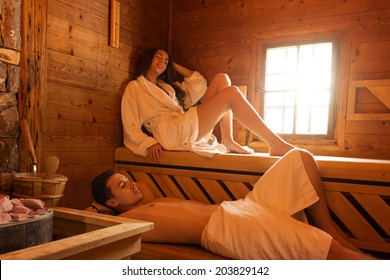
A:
19;0;47;173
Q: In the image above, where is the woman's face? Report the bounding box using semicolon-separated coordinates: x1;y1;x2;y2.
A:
106;173;143;208
149;49;169;76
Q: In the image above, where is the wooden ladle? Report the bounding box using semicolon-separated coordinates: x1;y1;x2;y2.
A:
45;156;59;179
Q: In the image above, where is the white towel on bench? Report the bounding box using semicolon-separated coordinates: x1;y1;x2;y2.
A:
201;149;332;259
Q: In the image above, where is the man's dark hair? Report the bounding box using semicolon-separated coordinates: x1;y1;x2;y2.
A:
91;170;119;206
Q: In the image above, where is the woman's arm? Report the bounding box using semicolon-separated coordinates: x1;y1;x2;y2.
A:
172;62;208;109
172;62;194;78
121;83;159;157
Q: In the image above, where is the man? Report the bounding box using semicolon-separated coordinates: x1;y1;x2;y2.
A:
92;149;374;260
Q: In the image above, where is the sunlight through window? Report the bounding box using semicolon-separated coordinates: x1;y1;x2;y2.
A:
264;42;333;135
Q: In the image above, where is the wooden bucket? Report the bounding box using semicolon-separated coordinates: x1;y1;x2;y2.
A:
12;173;68;207
0;173;12;195
0;210;53;254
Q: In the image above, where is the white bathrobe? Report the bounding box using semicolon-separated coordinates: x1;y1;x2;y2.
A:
121;71;225;157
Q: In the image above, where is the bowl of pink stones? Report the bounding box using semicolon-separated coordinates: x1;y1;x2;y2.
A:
0;194;53;254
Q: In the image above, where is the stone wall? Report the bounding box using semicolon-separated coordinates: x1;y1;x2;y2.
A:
0;0;21;194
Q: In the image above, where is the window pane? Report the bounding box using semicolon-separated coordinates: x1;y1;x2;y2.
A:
264;108;284;133
311;107;329;134
264;91;294;133
295;89;330;134
295;107;310;134
265;47;297;91
298;43;332;90
297;89;330;106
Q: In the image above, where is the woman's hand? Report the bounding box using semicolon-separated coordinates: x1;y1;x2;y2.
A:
172;62;194;78
147;143;164;162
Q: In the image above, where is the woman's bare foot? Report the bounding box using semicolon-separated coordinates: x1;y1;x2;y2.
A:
222;139;254;154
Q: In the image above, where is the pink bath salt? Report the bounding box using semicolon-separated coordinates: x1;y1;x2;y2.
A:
11;204;32;215
0;212;12;223
9;212;29;220
0;195;13;213
22;198;45;210
10;198;24;206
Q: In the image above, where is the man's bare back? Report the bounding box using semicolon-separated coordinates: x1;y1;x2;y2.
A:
119;198;219;244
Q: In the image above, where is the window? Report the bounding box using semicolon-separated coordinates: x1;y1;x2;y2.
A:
263;42;334;137
249;30;350;152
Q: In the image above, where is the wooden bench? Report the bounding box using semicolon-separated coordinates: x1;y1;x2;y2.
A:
114;147;390;259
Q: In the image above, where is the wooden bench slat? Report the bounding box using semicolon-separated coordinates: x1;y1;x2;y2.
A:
325;191;385;242
197;178;233;203
174;176;210;203
352;193;390;235
224;181;253;201
348;238;390;253
317;157;390;182
324;181;390;195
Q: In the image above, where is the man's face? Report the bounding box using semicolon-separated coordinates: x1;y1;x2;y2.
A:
106;173;143;208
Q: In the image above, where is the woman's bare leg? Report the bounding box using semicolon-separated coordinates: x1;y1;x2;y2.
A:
297;149;364;252
197;85;294;156
201;73;253;154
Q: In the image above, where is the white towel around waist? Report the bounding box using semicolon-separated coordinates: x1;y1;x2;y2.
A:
201;149;333;259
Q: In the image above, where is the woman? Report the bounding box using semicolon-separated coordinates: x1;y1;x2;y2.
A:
121;48;294;161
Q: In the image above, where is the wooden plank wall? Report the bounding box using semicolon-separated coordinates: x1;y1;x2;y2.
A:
41;0;169;209
20;0;390;210
170;0;390;159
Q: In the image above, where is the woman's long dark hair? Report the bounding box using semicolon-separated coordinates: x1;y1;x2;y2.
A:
134;48;186;109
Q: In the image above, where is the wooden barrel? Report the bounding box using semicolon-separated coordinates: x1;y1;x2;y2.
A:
12;173;68;207
0;210;53;254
